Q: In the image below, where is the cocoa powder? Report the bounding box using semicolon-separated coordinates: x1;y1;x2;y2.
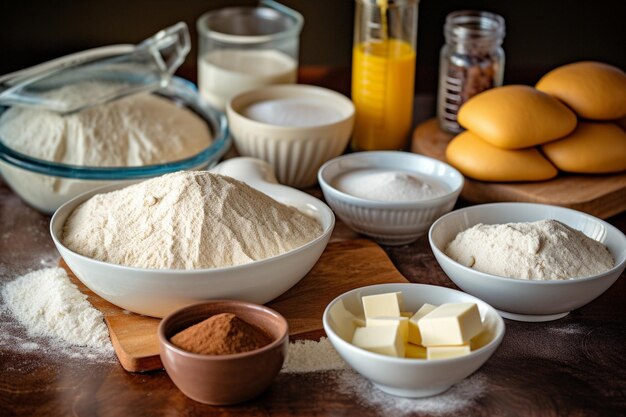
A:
171;313;271;355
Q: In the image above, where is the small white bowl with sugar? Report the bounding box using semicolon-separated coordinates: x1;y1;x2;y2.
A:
429;203;626;322
318;151;464;245
227;84;355;188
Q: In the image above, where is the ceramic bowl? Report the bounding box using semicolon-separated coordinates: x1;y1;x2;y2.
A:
429;203;626;322
50;157;334;317
318;151;464;245
323;283;505;398
159;300;288;405
227;84;355;188
0;77;230;214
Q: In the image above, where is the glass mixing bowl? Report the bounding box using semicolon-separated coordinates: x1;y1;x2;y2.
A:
0;77;230;214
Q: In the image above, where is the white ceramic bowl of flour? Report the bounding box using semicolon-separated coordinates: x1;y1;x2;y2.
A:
227;84;355;188
323;283;505;398
50;157;334;318
318;151;464;246
429;203;626;322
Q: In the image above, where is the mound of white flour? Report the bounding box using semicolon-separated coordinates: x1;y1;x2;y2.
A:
0;82;212;167
62;171;323;269
444;219;614;280
2;267;112;353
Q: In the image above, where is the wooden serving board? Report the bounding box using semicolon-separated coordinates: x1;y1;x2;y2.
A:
412;118;626;219
61;239;409;373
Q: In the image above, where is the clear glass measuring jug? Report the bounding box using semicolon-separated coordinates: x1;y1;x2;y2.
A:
196;0;303;110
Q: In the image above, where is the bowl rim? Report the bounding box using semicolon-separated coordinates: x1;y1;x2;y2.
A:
158;300;289;360
0;77;230;179
322;283;506;364
428;202;626;285
196;5;304;45
318;151;465;208
49;178;335;275
227;84;355;132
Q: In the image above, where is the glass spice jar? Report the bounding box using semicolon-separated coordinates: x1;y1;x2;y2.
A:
437;10;505;134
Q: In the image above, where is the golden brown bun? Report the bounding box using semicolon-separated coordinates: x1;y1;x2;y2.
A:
446;130;558;182
541;122;626;173
536;61;626;120
457;85;577;150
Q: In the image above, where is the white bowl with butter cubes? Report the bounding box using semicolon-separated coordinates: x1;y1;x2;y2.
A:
322;283;505;398
318;151;464;245
227;84;355;188
429;203;626;322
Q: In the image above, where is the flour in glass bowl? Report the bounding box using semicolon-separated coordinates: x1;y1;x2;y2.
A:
332;168;449;202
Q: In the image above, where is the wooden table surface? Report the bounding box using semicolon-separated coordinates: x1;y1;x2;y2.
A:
1;70;625;416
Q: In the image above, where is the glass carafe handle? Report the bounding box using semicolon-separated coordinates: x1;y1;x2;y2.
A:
0;22;190;113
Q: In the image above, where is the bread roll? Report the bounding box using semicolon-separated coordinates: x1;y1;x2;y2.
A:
536;61;626;120
457;85;577;150
541;122;626;173
446;130;558;182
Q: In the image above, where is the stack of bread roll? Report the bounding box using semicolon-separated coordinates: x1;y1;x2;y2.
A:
445;61;626;182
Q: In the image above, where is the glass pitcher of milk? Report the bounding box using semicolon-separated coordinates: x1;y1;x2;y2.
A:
196;0;303;110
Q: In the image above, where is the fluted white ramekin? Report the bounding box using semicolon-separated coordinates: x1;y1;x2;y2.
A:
227;85;354;188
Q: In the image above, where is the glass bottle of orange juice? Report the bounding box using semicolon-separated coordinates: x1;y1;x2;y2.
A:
351;0;418;151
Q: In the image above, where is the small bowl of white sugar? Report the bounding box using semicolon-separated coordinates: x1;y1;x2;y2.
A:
318;151;464;245
429;203;626;322
226;84;355;188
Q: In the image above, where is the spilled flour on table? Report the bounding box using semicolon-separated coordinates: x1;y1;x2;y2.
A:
280;337;486;415
282;337;349;373
0;267;114;362
336;371;487;416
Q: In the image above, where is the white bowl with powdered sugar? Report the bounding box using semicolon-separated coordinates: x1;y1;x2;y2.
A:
429;203;626;322
318;151;464;246
49;157;334;318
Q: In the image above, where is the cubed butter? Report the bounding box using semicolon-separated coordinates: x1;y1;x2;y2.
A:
427;344;472;360
352;324;405;357
408;303;437;345
405;343;427;359
470;328;491;350
329;299;357;341
418;303;482;347
361;292;402;319
366;316;409;342
353;315;366;328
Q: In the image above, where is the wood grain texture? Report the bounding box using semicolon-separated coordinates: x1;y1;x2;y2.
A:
61;239;409;373
412;118;626;219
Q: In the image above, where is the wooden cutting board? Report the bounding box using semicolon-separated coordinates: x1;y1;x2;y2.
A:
61;239;409;373
412;118;626;219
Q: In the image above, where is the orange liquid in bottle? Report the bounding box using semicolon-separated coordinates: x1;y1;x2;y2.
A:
351;39;416;150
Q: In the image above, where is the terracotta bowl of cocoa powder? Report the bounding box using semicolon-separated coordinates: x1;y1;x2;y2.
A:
158;300;288;405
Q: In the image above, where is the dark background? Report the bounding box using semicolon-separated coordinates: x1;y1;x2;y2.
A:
1;0;624;100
